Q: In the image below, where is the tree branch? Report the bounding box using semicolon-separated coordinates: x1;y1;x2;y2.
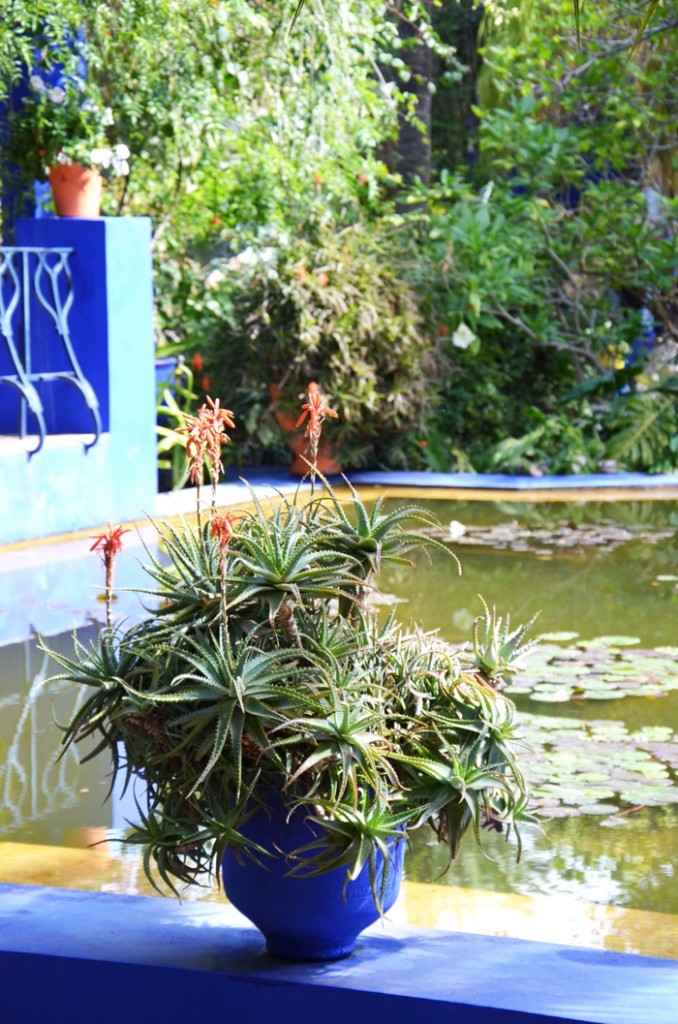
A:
559;17;678;88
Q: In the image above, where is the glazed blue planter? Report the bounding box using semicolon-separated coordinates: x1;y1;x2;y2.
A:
222;797;405;962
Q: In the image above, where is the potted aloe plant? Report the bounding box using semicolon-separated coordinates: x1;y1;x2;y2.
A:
49;384;537;961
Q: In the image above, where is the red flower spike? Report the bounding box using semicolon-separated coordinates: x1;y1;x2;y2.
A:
295;382;338;433
205;396;236;431
295;383;339;475
211;510;244;556
90;524;128;562
90;524;128;627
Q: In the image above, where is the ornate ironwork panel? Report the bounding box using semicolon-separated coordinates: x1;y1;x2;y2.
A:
0;245;102;455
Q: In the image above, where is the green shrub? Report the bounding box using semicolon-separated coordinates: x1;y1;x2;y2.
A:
191;223;434;469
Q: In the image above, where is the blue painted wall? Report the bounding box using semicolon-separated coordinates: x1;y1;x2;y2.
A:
0;217;156;544
1;884;676;1024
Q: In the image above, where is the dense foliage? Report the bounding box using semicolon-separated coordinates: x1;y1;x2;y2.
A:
432;0;678;475
189;222;434;468
2;0;676;475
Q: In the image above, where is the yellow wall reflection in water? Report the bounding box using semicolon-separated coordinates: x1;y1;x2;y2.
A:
0;839;675;961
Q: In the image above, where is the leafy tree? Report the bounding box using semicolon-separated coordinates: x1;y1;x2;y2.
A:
415;0;678;473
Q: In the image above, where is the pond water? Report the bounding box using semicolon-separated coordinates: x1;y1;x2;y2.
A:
379;498;678;917
0;496;676;950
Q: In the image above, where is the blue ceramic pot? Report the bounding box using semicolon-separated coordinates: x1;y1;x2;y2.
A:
222;796;405;961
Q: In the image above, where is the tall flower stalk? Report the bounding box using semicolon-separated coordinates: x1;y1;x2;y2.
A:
210;509;243;622
181;396;236;530
90;524;128;629
295;382;339;493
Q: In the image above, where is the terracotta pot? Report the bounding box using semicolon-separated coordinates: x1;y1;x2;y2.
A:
48;163;103;218
270;384;342;476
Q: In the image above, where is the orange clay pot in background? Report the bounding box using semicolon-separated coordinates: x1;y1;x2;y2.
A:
48;163;103;218
270;384;343;476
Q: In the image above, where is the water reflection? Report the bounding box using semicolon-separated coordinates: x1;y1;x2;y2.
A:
0;637;89;839
381;499;678;646
382;498;678;920
406;807;678;915
393;882;678;959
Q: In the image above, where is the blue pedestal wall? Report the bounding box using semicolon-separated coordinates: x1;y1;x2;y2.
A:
0;884;676;1024
0;217;156;544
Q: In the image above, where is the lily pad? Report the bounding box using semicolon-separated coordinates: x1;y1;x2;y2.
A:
529;687;572;703
502;638;678;704
518;711;678;819
579;803;620;815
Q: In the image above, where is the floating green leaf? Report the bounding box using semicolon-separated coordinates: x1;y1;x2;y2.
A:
519;711;678;820
505;637;678;704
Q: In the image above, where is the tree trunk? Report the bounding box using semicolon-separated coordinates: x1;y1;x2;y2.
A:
395;0;434;187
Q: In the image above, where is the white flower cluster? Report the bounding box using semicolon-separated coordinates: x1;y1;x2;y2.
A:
205;228;291;289
90;144;130;177
481;1;523;28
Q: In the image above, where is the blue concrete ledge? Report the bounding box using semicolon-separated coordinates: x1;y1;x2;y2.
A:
223;464;678;492
0;884;675;1024
347;469;678;491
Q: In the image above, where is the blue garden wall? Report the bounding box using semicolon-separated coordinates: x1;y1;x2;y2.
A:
1;884;676;1024
0;217;156;544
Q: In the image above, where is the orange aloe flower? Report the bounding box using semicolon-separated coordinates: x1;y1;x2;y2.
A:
90;524;128;626
295;383;339;476
295;382;338;436
210;509;244;557
90;523;128;563
211;510;245;619
181;397;236;485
